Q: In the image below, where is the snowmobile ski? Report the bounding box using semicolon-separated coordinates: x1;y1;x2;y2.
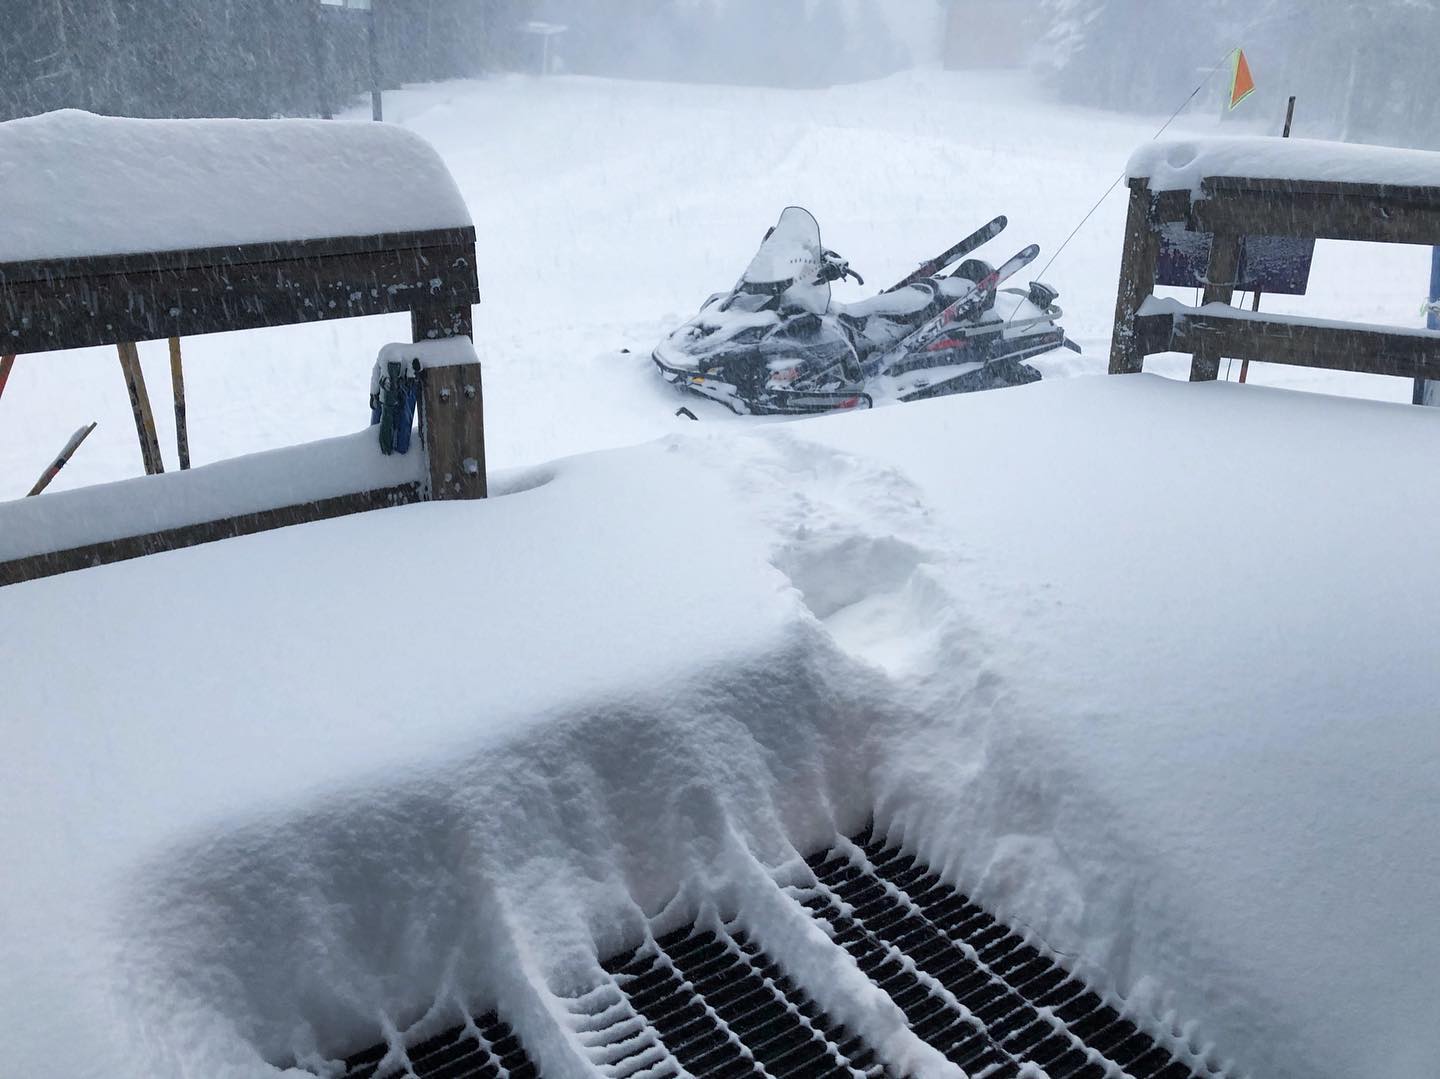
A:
884;215;1007;293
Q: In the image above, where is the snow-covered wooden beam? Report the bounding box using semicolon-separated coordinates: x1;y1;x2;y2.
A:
1137;298;1440;382
0;227;478;355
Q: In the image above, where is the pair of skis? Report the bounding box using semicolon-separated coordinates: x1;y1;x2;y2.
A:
867;232;1042;379
883;215;1008;293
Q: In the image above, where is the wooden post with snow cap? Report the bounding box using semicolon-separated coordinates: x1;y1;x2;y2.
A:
420;362;486;500
380;336;486;501
1108;180;1162;375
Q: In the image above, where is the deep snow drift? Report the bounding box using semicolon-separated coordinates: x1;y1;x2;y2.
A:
4;376;1438;1079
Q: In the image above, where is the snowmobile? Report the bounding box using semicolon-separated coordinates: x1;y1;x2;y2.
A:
652;207;1079;415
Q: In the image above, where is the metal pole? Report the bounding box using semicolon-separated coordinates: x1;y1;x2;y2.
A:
369;1;383;120
1239;95;1297;384
1416;247;1440;406
311;2;332;119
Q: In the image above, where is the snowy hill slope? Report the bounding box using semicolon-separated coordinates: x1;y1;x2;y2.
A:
4;377;1438;1079
2;70;1433;501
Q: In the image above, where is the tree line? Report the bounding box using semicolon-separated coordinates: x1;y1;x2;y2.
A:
0;0;918;124
1037;0;1440;150
0;0;530;123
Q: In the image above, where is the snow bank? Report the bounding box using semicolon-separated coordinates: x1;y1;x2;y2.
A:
4;377;1440;1079
0;429;422;562
0;110;471;263
1129;134;1440;191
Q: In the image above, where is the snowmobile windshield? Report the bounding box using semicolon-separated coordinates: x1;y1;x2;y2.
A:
734;206;830;315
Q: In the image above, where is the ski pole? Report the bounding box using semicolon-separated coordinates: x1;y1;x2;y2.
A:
28;423;97;496
0;355;14;403
169;336;191;469
116;342;165;475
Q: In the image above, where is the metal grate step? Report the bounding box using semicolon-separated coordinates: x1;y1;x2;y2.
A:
310;824;1212;1079
338;1010;536;1079
800;823;1202;1079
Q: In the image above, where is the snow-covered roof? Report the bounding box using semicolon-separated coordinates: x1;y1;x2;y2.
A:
1129;135;1440;192
0;110;472;264
4;377;1439;1079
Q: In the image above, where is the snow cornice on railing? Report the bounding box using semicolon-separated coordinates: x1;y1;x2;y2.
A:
1111;135;1440;385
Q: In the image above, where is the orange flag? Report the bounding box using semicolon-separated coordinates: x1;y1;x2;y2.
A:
1229;49;1256;110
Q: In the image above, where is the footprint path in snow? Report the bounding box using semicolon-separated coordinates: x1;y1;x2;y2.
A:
725;430;965;683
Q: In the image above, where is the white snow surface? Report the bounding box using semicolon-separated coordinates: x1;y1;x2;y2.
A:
1129;134;1440;191
4;376;1440;1079
5;69;1440;1079
0;110;471;262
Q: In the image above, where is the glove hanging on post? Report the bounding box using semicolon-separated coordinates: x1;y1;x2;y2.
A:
370;357;421;455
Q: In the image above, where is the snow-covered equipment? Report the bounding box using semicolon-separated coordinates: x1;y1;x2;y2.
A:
26;422;97;497
653;207;1075;416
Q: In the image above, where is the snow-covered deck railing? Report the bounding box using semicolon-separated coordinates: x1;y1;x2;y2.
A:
1112;136;1440;384
0;110;479;351
0;111;485;586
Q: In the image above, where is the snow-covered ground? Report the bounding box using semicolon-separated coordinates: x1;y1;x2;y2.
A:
5;376;1440;1079
5;70;1440;1079
1;69;1432;500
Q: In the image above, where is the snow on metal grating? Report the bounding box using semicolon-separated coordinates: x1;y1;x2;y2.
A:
333;824;1206;1079
598;922;878;1079
799;823;1206;1079
337;1010;536;1079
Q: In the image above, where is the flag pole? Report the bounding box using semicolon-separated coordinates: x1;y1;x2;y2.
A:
1239;94;1295;385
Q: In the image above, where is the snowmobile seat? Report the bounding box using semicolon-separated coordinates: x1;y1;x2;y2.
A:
839;278;976;321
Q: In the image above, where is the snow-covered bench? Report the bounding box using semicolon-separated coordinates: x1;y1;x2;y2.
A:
0;110;484;586
1111;135;1440;385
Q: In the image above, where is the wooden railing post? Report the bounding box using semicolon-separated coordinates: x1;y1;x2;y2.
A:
1190;233;1241;381
1109;179;1161;374
420;361;486;501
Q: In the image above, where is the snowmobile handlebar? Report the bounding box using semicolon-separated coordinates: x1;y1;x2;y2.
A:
819;250;864;287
